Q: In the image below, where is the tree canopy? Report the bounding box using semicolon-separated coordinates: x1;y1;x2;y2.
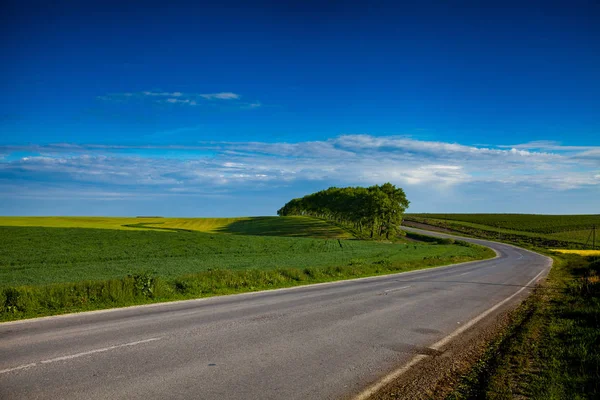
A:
277;183;410;239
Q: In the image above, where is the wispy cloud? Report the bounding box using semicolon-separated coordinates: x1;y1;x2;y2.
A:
243;102;262;109
97;90;260;108
2;136;598;197
141;91;183;97
500;140;600;152
199;92;240;100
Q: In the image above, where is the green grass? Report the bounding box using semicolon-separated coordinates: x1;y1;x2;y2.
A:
405;214;600;248
0;216;352;238
0;223;493;321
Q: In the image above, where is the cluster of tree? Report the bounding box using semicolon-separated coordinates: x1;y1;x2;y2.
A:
277;183;410;239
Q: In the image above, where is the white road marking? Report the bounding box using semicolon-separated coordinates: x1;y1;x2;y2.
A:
516;252;524;260
0;363;37;375
0;337;162;375
40;337;162;364
383;286;411;294
354;268;547;400
458;272;470;276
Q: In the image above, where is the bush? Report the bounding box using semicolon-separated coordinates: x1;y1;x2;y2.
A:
129;272;156;298
3;287;21;313
455;240;473;247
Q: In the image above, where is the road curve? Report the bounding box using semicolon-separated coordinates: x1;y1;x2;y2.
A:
0;228;551;400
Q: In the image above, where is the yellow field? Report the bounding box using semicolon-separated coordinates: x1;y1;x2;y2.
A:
137;217;253;232
0;216;249;231
0;216;353;239
551;249;600;256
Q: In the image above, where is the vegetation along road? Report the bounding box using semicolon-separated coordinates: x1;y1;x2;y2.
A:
0;227;551;400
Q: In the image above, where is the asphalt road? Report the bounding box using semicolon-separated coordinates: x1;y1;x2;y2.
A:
0;228;552;400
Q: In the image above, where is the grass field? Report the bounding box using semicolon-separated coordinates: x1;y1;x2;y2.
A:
405;214;600;248
0;216;353;238
0;217;492;321
407;214;600;234
0;225;477;287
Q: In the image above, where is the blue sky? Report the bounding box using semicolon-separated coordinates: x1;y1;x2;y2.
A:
1;0;598;216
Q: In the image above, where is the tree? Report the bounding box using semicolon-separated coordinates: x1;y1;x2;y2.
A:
277;183;410;239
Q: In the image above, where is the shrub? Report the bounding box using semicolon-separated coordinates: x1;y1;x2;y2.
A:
3;287;21;313
129;272;156;298
438;238;455;245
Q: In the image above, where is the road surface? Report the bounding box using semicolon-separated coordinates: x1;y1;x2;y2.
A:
0;227;551;399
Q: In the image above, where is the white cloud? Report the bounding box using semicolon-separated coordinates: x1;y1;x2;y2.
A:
1;135;598;205
501;140;600;152
98;91;246;107
199;92;240;100
165;98;195;105
575;149;600;160
142;91;177;96
141;91;240;100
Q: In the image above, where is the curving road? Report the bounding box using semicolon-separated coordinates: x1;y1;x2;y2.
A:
0;228;551;400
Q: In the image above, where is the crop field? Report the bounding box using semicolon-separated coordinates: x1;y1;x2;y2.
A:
0;216;353;238
405;213;600;247
407;214;600;234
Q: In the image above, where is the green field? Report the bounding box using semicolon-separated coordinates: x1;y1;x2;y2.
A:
0;225;479;287
407;214;600;233
405;213;600;248
0;217;492;321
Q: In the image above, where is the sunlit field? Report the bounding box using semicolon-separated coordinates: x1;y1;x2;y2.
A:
0;216;353;238
551;249;600;256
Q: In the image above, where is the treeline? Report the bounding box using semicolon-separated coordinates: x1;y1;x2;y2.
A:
277;183;409;239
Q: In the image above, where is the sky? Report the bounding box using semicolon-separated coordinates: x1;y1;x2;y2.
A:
0;0;598;216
